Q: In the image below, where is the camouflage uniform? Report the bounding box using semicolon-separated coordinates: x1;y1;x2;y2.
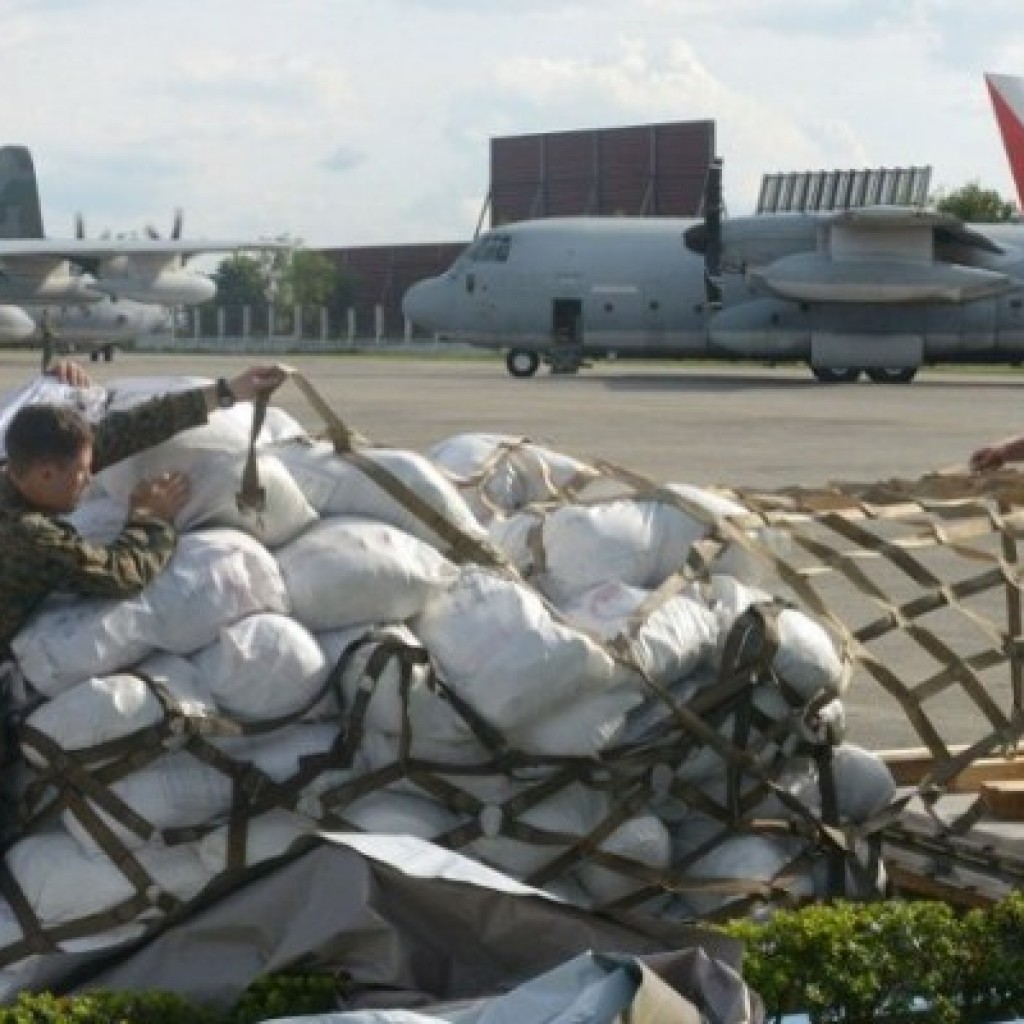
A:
0;388;209;649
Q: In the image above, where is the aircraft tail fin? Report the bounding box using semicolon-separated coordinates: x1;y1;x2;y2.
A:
986;73;1024;210
0;146;44;239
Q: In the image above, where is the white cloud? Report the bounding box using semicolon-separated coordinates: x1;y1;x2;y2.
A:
0;0;1019;245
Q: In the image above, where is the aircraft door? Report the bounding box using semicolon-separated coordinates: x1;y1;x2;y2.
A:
552;298;583;346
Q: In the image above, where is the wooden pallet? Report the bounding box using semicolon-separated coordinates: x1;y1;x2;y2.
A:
878;748;1024;904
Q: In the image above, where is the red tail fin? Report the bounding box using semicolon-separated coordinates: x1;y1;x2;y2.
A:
986;72;1024;209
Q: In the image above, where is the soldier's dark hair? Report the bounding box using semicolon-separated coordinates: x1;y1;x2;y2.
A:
5;404;94;476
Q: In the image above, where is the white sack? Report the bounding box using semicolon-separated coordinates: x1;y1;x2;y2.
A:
676;834;812;918
505;686;642;757
21;656;212;765
5;830;209;926
277;517;458;632
12;595;152;698
781;745;896;824
274;441;488;551
99;448;317;549
708;575;847;698
353;728;522;807
65;723;340;854
197;809;316;874
428;433;597;521
14;528;289;694
137;528;291;655
412;566;618;732
192;613;329;722
560;580;718;685
497;493;749;607
578;814;673;906
317;626;468;744
466;783;611;882
338;791;460;840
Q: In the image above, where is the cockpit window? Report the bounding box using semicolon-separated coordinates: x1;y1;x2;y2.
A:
468;234;511;262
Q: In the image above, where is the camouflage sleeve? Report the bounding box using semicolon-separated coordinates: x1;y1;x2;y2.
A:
91;389;209;471
19;511;177;599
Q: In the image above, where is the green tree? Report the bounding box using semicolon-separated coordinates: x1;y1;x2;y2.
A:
933;180;1018;222
211;253;269;307
283;249;342;307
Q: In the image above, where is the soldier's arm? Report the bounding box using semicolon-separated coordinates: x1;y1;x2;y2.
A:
90;389;211;471
90;367;287;471
27;513;178;598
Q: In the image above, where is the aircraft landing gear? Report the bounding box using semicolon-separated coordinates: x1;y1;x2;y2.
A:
811;367;861;383
865;367;916;384
506;349;540;378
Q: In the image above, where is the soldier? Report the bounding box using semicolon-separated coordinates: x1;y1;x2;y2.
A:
0;360;287;650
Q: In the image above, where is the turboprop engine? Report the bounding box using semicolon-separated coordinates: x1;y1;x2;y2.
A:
0;305;37;343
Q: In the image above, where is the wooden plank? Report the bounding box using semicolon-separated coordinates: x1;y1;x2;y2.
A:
981;780;1024;820
880;746;1024;791
885;862;996;908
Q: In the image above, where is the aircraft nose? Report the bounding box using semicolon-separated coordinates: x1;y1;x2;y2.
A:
402;276;450;332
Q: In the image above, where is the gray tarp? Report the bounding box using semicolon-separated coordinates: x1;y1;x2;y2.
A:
19;835;761;1023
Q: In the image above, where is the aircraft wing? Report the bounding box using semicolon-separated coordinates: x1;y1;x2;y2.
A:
0;238;289;260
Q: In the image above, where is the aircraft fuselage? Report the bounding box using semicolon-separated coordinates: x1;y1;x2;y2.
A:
402;216;1024;381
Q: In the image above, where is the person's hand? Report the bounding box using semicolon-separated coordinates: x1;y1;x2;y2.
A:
46;359;94;388
227;365;289;402
970;445;1006;472
130;471;191;521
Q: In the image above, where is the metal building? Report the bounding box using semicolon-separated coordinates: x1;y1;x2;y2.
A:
484;120;716;227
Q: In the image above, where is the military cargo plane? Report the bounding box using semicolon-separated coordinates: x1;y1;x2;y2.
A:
403;74;1024;384
0;145;282;359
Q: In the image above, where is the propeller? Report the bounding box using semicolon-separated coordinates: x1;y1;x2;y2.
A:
682;157;725;309
145;208;184;241
701;158;724;309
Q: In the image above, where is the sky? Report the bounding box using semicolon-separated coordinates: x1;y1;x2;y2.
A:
3;0;1024;249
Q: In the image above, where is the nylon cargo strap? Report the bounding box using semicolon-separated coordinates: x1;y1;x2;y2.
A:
235;369;505;567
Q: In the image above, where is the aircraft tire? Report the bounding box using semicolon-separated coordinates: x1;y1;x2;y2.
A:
506;349;540;378
102;345;116;363
865;367;916;384
811;367;861;383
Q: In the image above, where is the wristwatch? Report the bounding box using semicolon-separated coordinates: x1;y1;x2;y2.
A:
215;377;236;409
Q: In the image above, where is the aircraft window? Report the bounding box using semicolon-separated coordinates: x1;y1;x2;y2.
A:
604;302;614;313
466;273;475;294
470;235;511;262
649;300;659;311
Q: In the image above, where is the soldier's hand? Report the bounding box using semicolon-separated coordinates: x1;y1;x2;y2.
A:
131;471;191;521
228;365;289;402
46;359;94;388
970;445;1006;472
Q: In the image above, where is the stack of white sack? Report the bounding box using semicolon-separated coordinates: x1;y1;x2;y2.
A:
0;381;897;984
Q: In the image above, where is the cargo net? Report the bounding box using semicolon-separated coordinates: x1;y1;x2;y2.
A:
0;371;1020;988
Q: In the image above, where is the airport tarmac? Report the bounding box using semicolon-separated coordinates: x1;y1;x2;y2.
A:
4;349;1024;752
15;349;1019;489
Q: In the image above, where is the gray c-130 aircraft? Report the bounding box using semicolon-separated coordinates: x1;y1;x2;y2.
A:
402;74;1024;384
0;144;285;360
